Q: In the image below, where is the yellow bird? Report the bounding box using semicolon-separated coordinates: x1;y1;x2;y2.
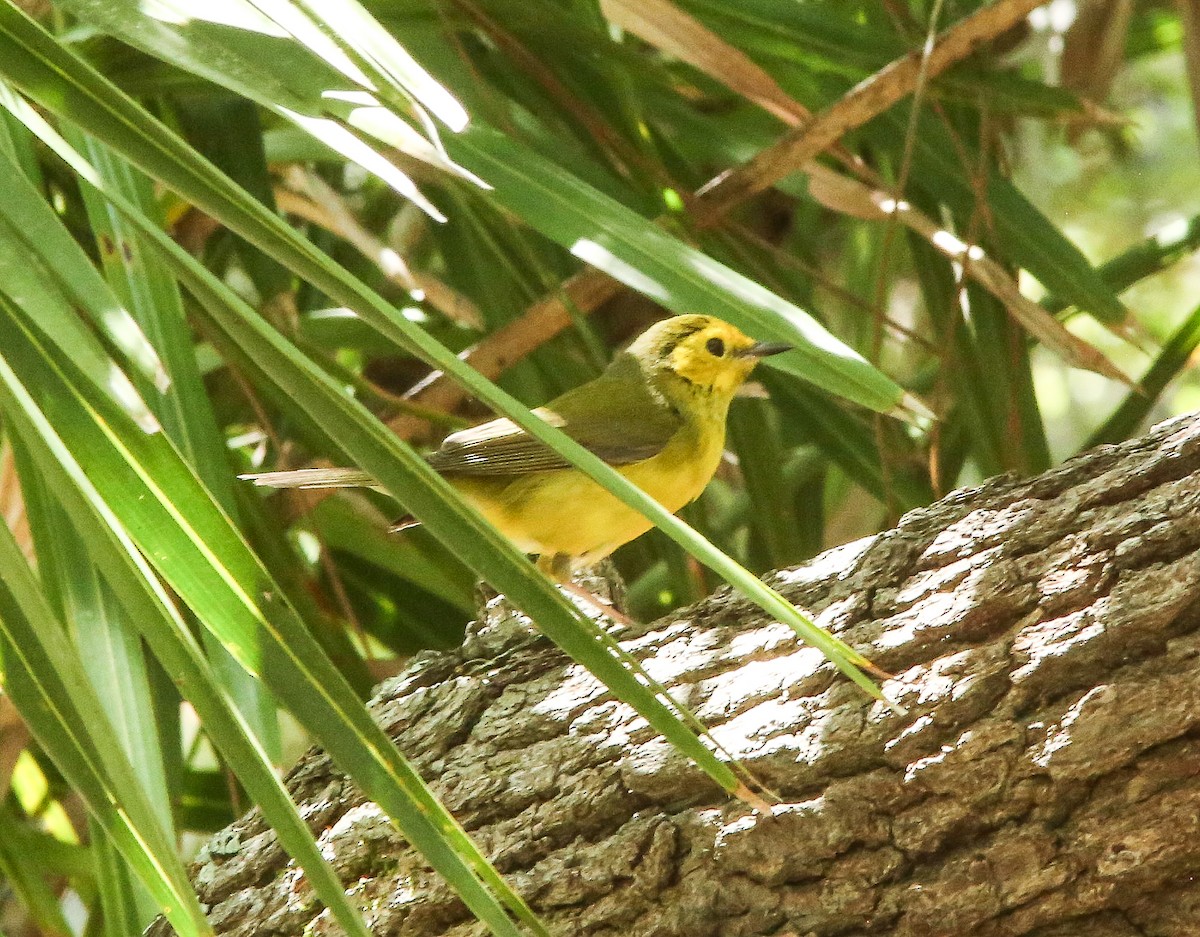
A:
250;315;790;576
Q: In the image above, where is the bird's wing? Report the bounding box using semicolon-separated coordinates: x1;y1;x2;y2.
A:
428;362;681;477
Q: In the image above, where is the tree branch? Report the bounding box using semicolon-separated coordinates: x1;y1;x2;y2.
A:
159;412;1200;936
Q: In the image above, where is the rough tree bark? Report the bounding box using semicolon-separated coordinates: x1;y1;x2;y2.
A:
164;412;1200;936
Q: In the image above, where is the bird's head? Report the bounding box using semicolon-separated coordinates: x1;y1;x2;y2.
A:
627;314;792;402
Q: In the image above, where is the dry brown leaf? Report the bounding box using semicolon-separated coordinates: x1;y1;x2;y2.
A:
893;201;1133;385
0;696;28;793
599;0;807;127
1060;0;1135;103
0;445;32;563
1176;0;1200;144
805;164;891;220
0;449;32;791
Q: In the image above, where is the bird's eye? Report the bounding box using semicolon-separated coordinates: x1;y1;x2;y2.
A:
706;337;726;357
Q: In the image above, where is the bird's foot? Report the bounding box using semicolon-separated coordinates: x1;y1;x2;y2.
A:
540;556;630;630
465;558;631;658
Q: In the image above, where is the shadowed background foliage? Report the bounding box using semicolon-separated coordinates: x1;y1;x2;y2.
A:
0;0;1197;934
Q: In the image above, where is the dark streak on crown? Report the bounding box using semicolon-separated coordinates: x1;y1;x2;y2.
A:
658;322;706;359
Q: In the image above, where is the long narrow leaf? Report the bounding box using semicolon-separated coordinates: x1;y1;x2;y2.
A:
16;442;170;929
0;314;405;937
0;9;891;705
1088;299;1200;448
0;470;209;937
69;128;281;760
1042;213;1200;315
0;109;166;399
26;0;909;417
0;146;158;432
0;803;73;937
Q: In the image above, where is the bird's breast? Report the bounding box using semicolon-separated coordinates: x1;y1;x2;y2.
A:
448;417;726;565
621;419;724;511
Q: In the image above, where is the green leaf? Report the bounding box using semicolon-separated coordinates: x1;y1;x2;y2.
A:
0;122;161;432
727;400;808;569
0;311;379;937
16;443;169;931
53;0;444;216
765;374;933;509
963;283;1050;475
69;127;281;761
0;0;888;713
92;822;148;937
0;467;210;937
30;0;908;416
177;770;238;833
1088;299;1200;448
0;803;74;937
258;0;468;130
1042;213;1200;315
312;494;476;614
170;96;293;305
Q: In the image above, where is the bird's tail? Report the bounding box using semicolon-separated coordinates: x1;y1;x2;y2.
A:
241;467;420;534
240;467;376;489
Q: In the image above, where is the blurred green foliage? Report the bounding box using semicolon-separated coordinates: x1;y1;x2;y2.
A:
0;0;1199;934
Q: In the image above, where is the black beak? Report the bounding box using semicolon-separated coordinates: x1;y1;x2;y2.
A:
739;341;793;358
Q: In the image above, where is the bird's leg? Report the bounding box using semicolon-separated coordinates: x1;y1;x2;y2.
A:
556;580;638;630
573;557;627;613
537;554;635;630
537;552;574;582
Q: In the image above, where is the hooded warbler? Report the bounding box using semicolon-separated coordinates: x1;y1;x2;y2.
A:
249;314;790;575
